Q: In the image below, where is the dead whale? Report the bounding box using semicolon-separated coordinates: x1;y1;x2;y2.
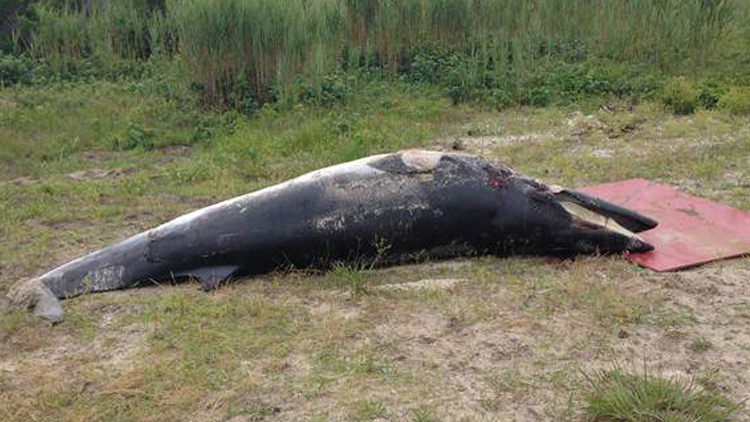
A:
8;150;657;321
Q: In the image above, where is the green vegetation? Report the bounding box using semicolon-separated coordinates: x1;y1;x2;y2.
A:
350;399;388;421
689;337;715;353
2;0;750;110
582;367;743;422
662;77;698;115
719;87;750;115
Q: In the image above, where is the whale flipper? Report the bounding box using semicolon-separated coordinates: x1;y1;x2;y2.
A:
178;265;241;291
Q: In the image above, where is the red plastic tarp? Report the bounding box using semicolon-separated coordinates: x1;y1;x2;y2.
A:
580;178;750;272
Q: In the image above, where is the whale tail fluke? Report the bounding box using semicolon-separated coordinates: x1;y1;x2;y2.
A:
7;278;63;323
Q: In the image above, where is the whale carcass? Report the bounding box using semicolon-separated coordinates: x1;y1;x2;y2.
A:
8;150;657;321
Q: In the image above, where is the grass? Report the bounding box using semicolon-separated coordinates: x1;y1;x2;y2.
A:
2;78;750;420
582;367;744;422
350;399;388;421
689;337;715;354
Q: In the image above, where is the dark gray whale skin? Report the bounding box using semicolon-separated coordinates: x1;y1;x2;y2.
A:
8;150;657;321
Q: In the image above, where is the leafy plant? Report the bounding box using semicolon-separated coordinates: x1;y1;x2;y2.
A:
662;76;698;114
117;123;155;150
718;87;750;115
697;81;728;110
329;262;369;300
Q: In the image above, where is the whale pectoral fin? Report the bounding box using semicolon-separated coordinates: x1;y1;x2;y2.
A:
177;265;240;292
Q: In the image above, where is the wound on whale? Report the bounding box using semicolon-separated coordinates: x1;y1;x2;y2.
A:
8;150;657;322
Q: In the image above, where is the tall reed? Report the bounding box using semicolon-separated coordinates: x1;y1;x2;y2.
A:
29;0;744;106
31;0;160;72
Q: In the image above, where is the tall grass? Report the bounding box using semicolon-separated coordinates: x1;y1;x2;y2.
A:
27;0;745;107
30;0;161;73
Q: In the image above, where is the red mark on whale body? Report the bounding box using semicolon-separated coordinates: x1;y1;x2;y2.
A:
487;176;507;189
483;164;514;190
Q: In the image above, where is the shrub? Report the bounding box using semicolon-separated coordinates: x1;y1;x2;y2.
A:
0;53;30;84
405;47;454;85
299;71;354;107
518;82;551;107
662;76;698;114
718;87;750;115
697;81;727;110
0;53;52;85
116;124;155;150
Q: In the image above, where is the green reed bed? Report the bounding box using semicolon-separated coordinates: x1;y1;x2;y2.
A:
21;0;747;107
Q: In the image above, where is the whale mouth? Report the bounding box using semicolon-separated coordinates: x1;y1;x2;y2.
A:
561;201;642;240
554;189;658;253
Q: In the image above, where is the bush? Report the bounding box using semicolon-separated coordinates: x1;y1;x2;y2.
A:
115;124;156;150
718;87;750;115
299;71;354;107
0;53;51;85
662;76;698;114
0;53;29;84
518;79;551;107
697;81;727;110
404;47;454;86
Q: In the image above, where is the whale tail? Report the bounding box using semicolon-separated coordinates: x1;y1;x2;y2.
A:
6;232;164;322
8;278;64;323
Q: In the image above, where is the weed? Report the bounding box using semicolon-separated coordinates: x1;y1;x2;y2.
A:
481;368;535;409
117;123;155;151
410;405;438;422
697;81;727;110
662;76;698;115
718;87;750;115
651;308;697;331
486;369;533;395
329;262;370;300
689;337;714;353
582;366;743;422
3;61;750;421
351;399;388;421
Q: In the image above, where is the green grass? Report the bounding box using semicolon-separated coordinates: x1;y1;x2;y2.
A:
689;337;715;354
350;399;389;421
582;367;743;422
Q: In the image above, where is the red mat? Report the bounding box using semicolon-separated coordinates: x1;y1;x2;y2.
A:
580;179;750;271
